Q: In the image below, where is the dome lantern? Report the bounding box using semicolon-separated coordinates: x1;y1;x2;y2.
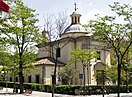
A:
70;3;81;24
61;3;87;38
70;11;81;24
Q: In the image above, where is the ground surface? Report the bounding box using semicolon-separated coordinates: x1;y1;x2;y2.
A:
0;88;132;97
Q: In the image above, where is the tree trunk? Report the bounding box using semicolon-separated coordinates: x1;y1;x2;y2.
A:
83;64;86;95
19;53;24;94
19;63;23;94
117;61;121;97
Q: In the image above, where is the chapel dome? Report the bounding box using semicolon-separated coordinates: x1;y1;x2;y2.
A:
61;7;87;39
64;24;87;33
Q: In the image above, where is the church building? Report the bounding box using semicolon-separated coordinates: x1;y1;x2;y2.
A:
32;6;111;85
8;5;111;85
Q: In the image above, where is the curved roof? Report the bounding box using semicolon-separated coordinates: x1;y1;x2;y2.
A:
70;11;81;16
64;24;87;33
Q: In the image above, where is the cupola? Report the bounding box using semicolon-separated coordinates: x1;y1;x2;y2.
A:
61;3;87;38
70;11;81;24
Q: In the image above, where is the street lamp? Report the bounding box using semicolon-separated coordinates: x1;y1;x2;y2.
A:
1;71;5;81
1;70;8;92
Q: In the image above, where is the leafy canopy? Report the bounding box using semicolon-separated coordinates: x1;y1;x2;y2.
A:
84;2;132;64
68;48;98;66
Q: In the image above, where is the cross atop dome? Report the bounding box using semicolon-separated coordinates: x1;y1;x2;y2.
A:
74;3;78;11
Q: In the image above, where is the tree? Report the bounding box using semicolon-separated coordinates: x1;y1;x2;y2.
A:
0;0;45;93
42;11;69;83
85;2;132;97
43;11;69;41
0;52;19;90
55;11;69;37
94;65;126;85
58;64;76;85
106;66;118;85
68;48;97;93
42;11;69;97
0;52;13;81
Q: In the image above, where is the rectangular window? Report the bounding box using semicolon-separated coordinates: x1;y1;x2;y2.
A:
35;75;40;84
97;51;101;60
10;77;12;82
75;17;77;24
23;76;24;82
15;77;18;82
28;76;31;83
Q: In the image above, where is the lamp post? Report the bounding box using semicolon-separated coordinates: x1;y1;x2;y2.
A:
1;70;8;92
1;71;5;81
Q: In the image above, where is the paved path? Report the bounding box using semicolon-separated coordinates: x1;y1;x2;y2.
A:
0;88;132;97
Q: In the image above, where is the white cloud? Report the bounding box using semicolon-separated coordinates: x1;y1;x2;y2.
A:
81;9;105;24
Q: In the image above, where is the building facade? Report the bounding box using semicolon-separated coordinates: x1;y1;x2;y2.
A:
35;9;111;85
7;9;111;85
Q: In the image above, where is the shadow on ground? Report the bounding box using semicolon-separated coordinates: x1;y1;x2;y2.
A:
108;95;132;97
0;93;17;95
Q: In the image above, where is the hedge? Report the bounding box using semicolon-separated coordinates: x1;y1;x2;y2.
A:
0;81;132;95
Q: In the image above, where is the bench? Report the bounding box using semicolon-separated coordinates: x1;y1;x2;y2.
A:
23;89;32;95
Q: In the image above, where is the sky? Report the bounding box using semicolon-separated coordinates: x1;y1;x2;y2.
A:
22;0;132;28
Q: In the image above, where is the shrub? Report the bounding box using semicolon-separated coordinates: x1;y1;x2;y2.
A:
0;81;132;95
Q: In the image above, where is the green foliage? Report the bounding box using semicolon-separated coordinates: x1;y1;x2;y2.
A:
68;48;98;86
94;65;127;85
0;52;16;81
105;66;117;84
93;70;104;85
56;85;80;95
84;2;132;94
69;48;98;66
0;0;46;93
1;81;132;95
58;64;76;85
4;0;44;51
0;52;13;68
110;49;117;66
84;2;132;65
